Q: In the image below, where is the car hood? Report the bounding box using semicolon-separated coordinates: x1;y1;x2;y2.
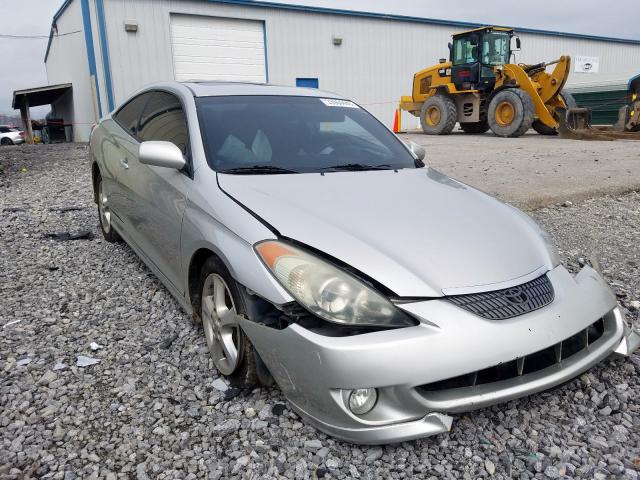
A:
218;168;555;297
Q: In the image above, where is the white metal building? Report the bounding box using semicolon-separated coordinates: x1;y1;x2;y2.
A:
44;0;640;141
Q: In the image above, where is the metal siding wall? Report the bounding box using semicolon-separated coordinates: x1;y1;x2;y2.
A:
101;0;640;128
45;0;96;142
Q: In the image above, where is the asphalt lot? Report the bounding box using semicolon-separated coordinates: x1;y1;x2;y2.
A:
1;142;639;479
399;131;640;209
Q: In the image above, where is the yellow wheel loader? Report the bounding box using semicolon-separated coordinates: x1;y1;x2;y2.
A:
399;26;575;137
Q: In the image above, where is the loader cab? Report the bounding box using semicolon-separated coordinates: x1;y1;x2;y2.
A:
450;27;514;92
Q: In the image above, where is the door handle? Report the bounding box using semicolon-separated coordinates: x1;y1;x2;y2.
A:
119;158;129;169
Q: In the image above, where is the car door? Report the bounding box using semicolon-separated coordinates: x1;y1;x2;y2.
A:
107;92;155;230
121;90;191;294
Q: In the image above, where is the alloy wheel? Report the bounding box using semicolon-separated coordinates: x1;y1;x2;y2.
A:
201;273;242;375
98;181;111;232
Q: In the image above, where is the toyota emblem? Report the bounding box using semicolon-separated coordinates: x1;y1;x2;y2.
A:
503;287;529;304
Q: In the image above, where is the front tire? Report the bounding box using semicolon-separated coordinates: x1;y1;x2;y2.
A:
487;88;534;137
96;175;121;243
420;94;457;135
198;256;259;388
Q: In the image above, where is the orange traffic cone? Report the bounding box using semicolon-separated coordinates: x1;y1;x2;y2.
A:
393;109;400;133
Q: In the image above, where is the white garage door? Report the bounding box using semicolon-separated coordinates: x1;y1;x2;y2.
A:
170;15;266;83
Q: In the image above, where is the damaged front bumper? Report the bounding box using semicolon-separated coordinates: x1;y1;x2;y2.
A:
240;265;638;444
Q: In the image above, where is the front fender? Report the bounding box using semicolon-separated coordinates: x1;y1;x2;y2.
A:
180;182;293;307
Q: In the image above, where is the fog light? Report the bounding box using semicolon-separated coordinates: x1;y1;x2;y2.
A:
348;388;377;415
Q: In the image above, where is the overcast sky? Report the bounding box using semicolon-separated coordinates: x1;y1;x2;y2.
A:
1;0;637;117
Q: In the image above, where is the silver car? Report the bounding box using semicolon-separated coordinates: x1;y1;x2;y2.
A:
0;125;25;145
89;81;639;444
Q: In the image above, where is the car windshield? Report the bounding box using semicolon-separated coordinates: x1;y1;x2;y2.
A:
196;96;416;173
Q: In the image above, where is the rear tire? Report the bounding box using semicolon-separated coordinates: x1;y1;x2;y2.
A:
96;174;121;243
198;256;260;389
1;138;13;146
532;91;577;135
460;121;490;134
487;88;535;138
420;94;457;135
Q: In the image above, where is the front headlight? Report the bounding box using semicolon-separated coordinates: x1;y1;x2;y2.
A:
255;240;415;328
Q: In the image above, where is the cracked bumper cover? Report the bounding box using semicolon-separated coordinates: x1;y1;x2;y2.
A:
240;265;637;444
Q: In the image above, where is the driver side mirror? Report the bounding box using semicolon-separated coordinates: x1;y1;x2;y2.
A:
139;141;186;170
404;140;426;162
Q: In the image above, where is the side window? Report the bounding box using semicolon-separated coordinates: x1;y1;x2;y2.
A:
137;91;189;155
113;92;153;137
0;127;9;133
453;36;479;65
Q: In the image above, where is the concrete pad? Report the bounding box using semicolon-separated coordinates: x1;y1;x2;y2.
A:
399;131;640;210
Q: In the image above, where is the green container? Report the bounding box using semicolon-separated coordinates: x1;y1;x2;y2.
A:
571;90;627;125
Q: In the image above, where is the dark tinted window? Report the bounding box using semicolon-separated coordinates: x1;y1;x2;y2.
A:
138;92;189;155
0;126;11;133
196;96;416;173
453;35;479;66
113;92;153;137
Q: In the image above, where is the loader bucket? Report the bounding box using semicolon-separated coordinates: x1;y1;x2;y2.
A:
558;107;640;141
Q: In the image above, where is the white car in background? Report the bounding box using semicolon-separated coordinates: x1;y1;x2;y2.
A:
0;125;25;145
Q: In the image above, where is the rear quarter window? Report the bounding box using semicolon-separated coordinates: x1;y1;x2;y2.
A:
113;92;154;137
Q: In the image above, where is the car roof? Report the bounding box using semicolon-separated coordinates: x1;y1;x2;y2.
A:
182;81;344;99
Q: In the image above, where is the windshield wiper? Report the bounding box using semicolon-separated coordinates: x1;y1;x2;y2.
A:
320;163;394;172
218;165;299;175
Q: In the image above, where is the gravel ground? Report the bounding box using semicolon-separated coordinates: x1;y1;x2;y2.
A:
1;144;639;479
399;132;640;210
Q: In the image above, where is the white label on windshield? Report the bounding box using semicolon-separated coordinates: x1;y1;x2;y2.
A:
320;98;359;108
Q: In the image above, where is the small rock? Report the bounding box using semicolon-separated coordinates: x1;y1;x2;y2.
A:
544;465;560;478
53;361;66;371
304;439;323;451
588;436;609;452
325;458;339;469
38;370;57;385
365;447;383;463
253;420;268;430
213;419;241;434
548;446;562;458
76;355;100;367
272;403;287;416
211;378;228;392
485;459;496;475
16;358;32;367
89;342;103;351
316;447;330;459
599;406;612;416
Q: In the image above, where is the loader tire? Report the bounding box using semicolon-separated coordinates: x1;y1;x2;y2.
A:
420;94;457;135
487;88;535;138
533;91;577;135
460;121;490;134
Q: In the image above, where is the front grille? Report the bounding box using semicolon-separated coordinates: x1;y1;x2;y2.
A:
447;275;554;320
419;317;605;393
